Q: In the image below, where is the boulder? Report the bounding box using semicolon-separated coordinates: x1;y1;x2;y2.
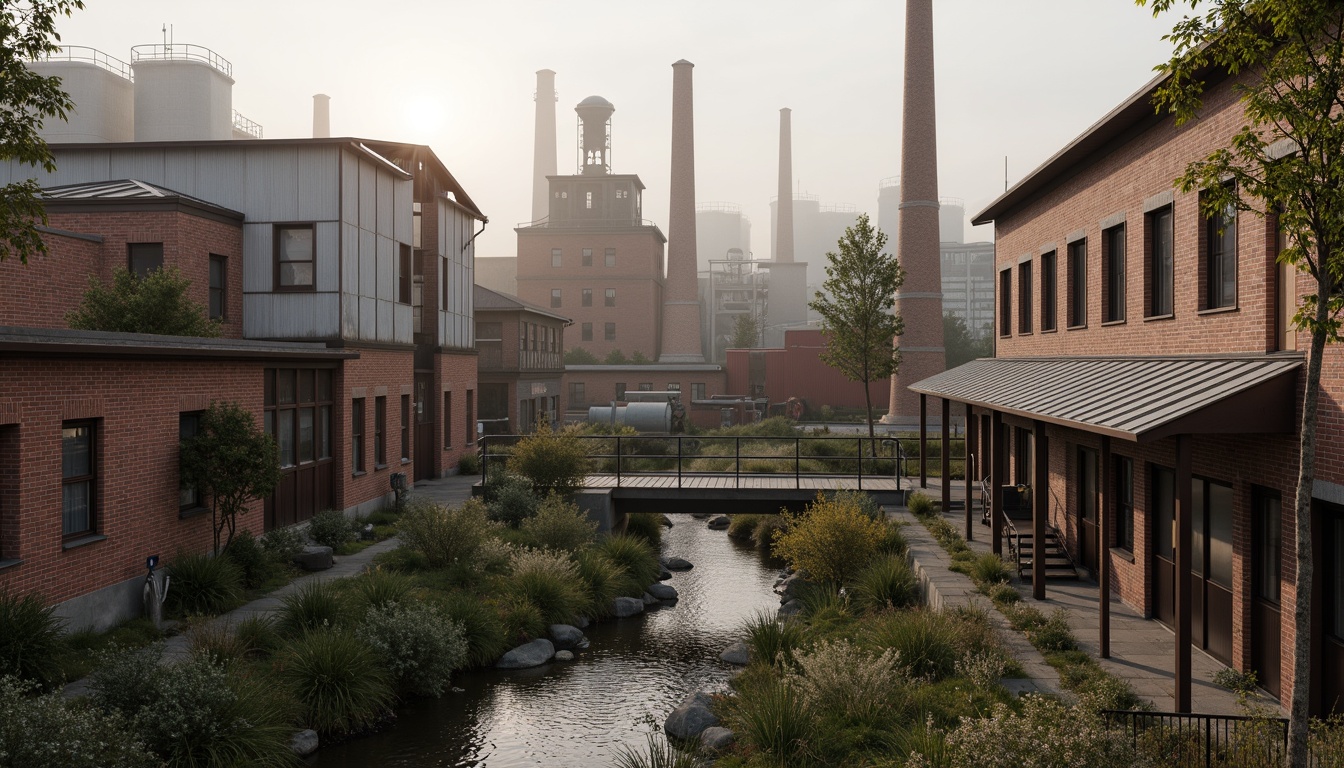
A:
549;624;585;651
664;691;719;741
289;729;319;757
775;572;807;601
719;641;750;666
646;582;679;601
573;615;591;629
778;599;804;618
707;515;731;530
657;565;673;581
555;650;575;662
642;592;658;605
293;545;333;571
700;726;736;754
660;514;675;528
664;556;694;571
690;513;711;520
612;596;645;617
495;638;555;669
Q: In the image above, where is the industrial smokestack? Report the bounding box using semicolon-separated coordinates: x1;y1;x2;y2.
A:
532;69;558;223
659;59;705;363
883;0;947;426
776;108;795;263
312;94;330;139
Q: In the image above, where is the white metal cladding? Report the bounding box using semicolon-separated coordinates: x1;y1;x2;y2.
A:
438;199;476;349
243;293;340;339
242;224;272;293
315;222;339;292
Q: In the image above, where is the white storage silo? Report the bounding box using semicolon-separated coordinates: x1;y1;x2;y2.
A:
131;44;234;141
29;47;134;143
939;196;965;244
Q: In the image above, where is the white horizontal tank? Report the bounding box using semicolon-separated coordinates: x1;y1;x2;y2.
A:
131;43;234;142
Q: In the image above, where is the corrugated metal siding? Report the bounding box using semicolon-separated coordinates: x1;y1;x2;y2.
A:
393;303;412;344
242;223;272;292
296;145;338;221
341;151;359;225
194;148;246;212
243;293;339;339
358;296;376;339
315;221;339;292
376;171;394;237
376;235;394;302
393;178;412;243
358;159;376;231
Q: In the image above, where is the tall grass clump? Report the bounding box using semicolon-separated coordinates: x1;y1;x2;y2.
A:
613;733;702;768
505;548;588;626
496;593;546;644
0;590;64;689
438;592;509;668
867;609;960;682
278;629;395;736
906;491;934;516
772;492;889;583
730;677;816;763
783;639;906;726
574;548;624;619
276;580;348;636
0;675;158;768
850;554;919;613
505;423;590;496
521;494;598;552
595;534;662;595
742;610;805;668
166;552;244;616
969;553;1013;585
398;497;495;568
624;512;664;547
356;602;467;697
727;514;764;540
351;567;416;611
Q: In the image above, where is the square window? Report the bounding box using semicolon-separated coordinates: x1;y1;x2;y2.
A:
692;383;706;400
1103;225;1126;323
62;422;96;537
1146;206;1174;317
276;225;315;290
551;288;562;308
1068;239;1087;328
128;242;163;278
605;288;616;307
208;255;226;320
582;288;592;307
604;322;616;341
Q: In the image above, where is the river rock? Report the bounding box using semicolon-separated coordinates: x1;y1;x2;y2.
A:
690;513;711;520
549;624;585;651
642;592;658;605
290;729;319;756
707;515;730;530
700;726;736;753
661;514;674;527
646;582;678;601
775;571;807;600
555;650;575;661
663;556;693;571
657;565;673;581
664;691;719;741
612;596;645;617
778;599;804;618
496;638;555;669
573;615;590;629
293;545;333;571
719;641;749;666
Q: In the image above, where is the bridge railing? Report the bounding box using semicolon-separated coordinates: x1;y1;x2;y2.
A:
479;434;966;490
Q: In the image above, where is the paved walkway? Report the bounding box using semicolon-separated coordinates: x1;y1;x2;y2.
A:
64;474;478;698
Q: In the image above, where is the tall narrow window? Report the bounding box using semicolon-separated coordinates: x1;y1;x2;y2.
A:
208;255;226;321
605;288;616;307
605;322;616;341
582;323;593;341
1205;194;1237;309
1103;225;1126;323
582;248;593;266
1147;206;1174;316
399;244;412;305
582;288;592;307
604;248;616;267
374;396;387;468
999;268;1012;337
276;225;315;290
1018;261;1033;334
351;399;365;473
1115;455;1134;551
570;382;586;405
1068;239;1087;327
615;382;627;400
551;248;562;267
179;412;202;510
1040;251;1057;332
444;392;453;449
128;242;163;278
1253;486;1282;605
62;422;96;537
400;394;410;462
465;390;474;447
551;288;562;308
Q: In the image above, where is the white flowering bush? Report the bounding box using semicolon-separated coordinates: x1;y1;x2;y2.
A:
356;601;467;697
520;494;598;552
0;675;156;768
954;650;1011;690
505;547;588;625
783;639;905;725
944;694;1137;768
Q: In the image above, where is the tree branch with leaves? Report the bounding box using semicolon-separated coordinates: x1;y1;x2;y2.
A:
180;402;282;554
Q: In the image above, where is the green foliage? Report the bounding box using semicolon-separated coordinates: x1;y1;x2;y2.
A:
0;675;157;768
753;515;785;548
520;494;598;552
505;423;590;496
730;312;763;349
234;616;282;659
278;629;395;736
630;350;651;365
612;733;702;768
742;610;805;668
850;554;919;613
167;552;244;616
457;449;481;475
0;590;63;689
351;568;416;611
307;509;356;550
604;348;629;365
943;694;1136;768
356;601;467;697
0;0;92;265
729;676;816;764
783;639;905;727
982;581;1021;605
563;347;599;365
180;401;282;553
1029;609;1078;653
808;213;904;440
867;610;960;682
67;266;221;337
906;491;934;517
261;526;307;562
438;592;509;667
277;581;348;636
573;549;624;619
727;514;763;540
943;312;993;369
222;529;282;590
594;534;661;595
397;497;495;568
771;492;890;583
969;553;1013;585
623;511;663;547
496;593;546;644
486;473;541;527
505;548;587;626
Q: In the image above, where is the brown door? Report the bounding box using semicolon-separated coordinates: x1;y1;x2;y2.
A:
264;368;334;530
1078;447;1099;574
414;375;435;481
1252;487;1282;700
1152;466;1176;627
1314;500;1344;716
1200;479;1234;665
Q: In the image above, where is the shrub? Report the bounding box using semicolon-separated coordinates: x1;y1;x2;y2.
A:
521;494;598;552
850;554;919;612
457;449;481;475
906;491;934;516
867;610;960;682
742;610;804;668
752;515;785;547
969;553;1013;585
595;534;662;595
166;552;243;616
772;492;890;583
307;509;356;550
876;520;909;555
944;694;1136;768
982;581;1021;605
505;548;588;626
0;590;64;689
729;677;816;762
0;675;157;768
398;497;495;568
796;582;852;628
505;423;590;496
832;489;883;520
261;526;307;562
573;549;624;619
279;629;394;736
624;512;663;547
613;733;702;768
234;615;281;658
1030;609;1078;653
356;602;467;697
277;581;348;636
439;592;509;667
351;568;416;611
485;474;541;527
727;514;763;540
783;639;905;725
187;621;252;666
495;593;546;644
223;529;277;590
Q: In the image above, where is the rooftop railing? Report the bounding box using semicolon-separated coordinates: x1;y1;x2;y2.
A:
130;44;232;78
38;46;133;80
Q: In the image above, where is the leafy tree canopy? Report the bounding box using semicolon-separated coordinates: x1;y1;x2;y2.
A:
564;347;599;365
67;267;221;337
943;313;992;370
730;313;762;350
180;401;281;554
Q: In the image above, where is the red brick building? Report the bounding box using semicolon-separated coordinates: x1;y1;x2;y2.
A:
474;285;568;434
913;64;1342;714
724;329;890;414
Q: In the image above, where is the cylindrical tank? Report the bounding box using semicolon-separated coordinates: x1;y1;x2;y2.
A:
586;402;673;432
29;47;134;143
939;196;965;244
575;95;614;175
878;176;900;250
313;94;330;138
131;44;234;142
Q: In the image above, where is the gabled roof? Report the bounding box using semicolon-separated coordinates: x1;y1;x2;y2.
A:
910;354;1300;442
42;179;244;221
473;284;570;324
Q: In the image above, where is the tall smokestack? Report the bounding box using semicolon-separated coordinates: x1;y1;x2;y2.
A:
776;108;795;263
659;60;705;363
883;0;946;425
312;94;330;139
532;69;558;223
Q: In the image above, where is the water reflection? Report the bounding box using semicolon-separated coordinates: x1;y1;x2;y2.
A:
312;518;781;767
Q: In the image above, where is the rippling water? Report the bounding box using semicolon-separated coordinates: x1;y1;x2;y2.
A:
311;518;782;767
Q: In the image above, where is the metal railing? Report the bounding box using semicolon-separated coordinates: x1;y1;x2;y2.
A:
37;46;133;80
1103;710;1290;768
232;110;262;139
130;44;233;77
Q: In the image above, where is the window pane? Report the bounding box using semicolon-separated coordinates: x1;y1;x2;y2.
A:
280;262;314;287
1255;490;1281;603
299;407;315;463
1192;479;1205;576
63;481;91;535
128;243;164;278
278;411;296;467
280;228;313;262
317;370;332;402
62;425;91;477
298;370;315;404
277;370;296;405
1208;481;1234;588
318;405;332;459
1154;466;1174;558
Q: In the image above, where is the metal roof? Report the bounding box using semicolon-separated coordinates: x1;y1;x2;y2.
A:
473;285;571;324
0;326;357;362
42;179;244;221
910;354;1302;442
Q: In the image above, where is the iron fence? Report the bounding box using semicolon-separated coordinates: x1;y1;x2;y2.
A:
1102;710;1290;768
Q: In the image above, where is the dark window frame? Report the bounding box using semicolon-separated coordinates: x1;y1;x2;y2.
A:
605;288;616;307
1115;455;1134;552
351;398;365;474
179;411;204;513
1204;190;1238;310
444;391;453;450
570;381;586;405
1040;251;1057;332
604;322;616;341
1146;206;1174;317
581;323;593;341
61;420;97;538
551;288;562;308
1067;239;1088;328
275;223;317;292
551;248;562;268
208;254;227;321
1252;485;1282;605
604;248;616;268
1018;261;1033;335
127;242;164;278
692;383;706;400
1103;225;1126;323
999;268;1012;338
582;288;592;307
374;396;387;469
582;247;593;266
399;244;413;305
400;393;411;463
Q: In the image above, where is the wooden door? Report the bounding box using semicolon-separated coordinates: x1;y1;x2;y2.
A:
1078;447;1099;574
1202;479;1234;664
413;375;435;481
1314;500;1344;715
1252;487;1282;699
1152;465;1176;627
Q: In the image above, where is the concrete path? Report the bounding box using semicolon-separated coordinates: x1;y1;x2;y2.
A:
64;474;478;698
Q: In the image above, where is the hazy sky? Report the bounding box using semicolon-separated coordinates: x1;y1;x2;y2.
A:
53;0;1183;260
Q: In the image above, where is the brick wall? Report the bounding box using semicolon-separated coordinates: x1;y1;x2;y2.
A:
334;348;415;510
438;351;479;475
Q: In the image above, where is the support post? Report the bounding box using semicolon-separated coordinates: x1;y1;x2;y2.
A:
965;404;976;541
991;411;1004;556
919;394;928;488
1175;434;1193;712
1033;420;1048;600
941;398;951;517
1099;435;1112;659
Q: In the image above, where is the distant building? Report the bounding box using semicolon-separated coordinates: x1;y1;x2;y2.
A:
695;202;751;276
474;285;567;434
941;241;996;340
769;193;859;288
475;256;518;297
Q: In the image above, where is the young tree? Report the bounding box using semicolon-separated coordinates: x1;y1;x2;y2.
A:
808;213;904;449
0;1;86;264
729;313;762;349
180;402;282;554
67;267;222;337
1136;2;1344;760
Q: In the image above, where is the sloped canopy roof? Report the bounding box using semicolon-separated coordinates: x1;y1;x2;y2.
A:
910;355;1301;442
473;284;570;324
42;179;244;221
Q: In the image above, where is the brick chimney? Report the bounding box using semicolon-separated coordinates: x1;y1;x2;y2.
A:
659;59;705;363
776;108;795;263
532;69;557;223
883;0;946;425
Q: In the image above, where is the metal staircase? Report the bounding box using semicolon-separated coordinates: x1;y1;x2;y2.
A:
1009;524;1079;581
